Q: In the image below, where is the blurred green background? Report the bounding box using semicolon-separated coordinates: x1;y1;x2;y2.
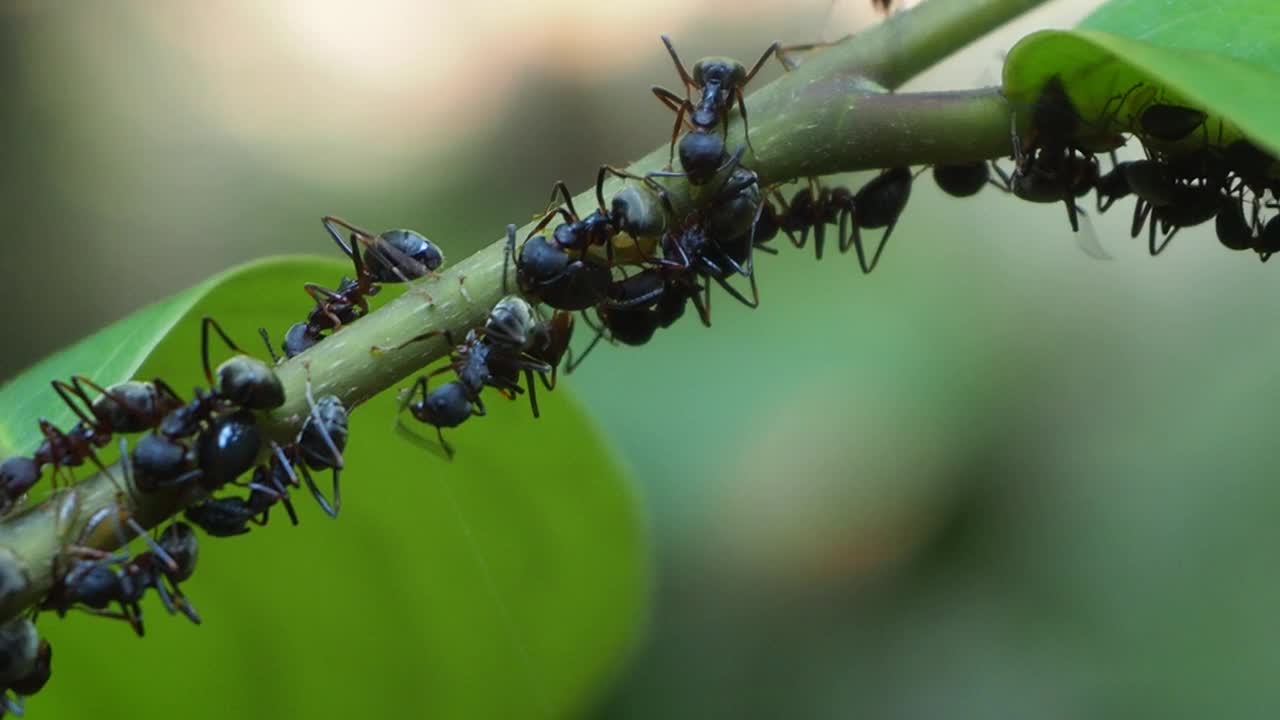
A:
6;0;1280;717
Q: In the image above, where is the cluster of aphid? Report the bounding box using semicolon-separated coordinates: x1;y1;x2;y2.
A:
1;21;1275;713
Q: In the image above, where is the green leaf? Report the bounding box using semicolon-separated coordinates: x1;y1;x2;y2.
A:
1001;0;1280;156
5;257;647;718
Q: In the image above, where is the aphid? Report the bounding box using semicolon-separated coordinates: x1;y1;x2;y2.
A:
845;167;914;273
932;161;997;198
398;377;484;460
651;36;780;182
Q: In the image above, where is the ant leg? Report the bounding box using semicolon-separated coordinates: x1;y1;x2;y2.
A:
712;274;759;309
321;216;374;265
565;312;606;374
522;369;541;419
257;328;282;365
1061;194;1081;233
373;329;451;355
1130;198;1152;238
503;224;516;295
596;165;646;215
1151;220;1177;256
435;427;455;461
200;316;246;387
524;206;577;244
989;160;1014;192
151;575;178;614
297;463;337;519
734;88;755;156
548;181;580;221
694;282;713;327
864;223;898;273
742;41;779;86
162;578;202;625
659;35;697;97
50;379;100;430
652;86;691;167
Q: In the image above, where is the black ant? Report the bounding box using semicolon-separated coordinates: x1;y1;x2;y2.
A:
768;179;854;261
0;376;186;515
131;317;282;494
42;521;201;636
995;149;1097;233
651;36;780;182
1108;158;1220;255
268;217;444;361
185;483;290;537
397;377;483;460
307;216;443;326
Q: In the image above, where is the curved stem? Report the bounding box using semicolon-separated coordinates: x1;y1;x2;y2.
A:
0;0;1040;624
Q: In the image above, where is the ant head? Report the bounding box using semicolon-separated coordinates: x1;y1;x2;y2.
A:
552;221;587;251
678;132;726;185
202;317;284;409
217;356;285;411
282;322;321;359
692;57;743;88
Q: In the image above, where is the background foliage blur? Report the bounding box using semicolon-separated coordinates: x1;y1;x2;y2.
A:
5;0;1280;717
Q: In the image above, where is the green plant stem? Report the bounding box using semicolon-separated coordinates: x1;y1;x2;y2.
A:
0;0;1043;624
